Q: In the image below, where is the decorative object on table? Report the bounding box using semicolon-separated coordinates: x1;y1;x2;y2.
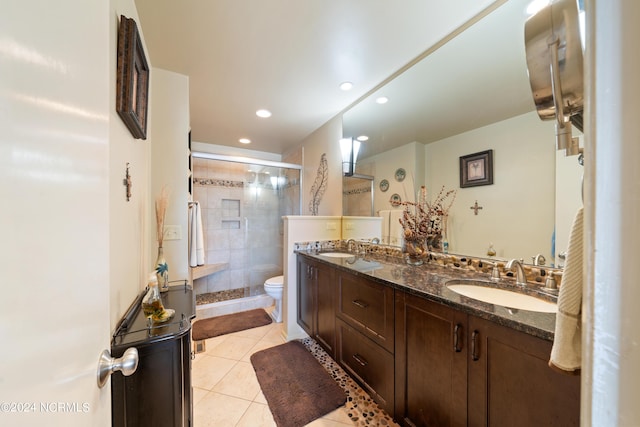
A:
155;186;170;292
487;243;497;257
309;153;328;215
459;149;493;188
379;179;389;192
141;272;174;323
390;193;402;207
394;167;406;182
116;15;149;140
123;162;132;201
469;200;484;215
399;185;457;263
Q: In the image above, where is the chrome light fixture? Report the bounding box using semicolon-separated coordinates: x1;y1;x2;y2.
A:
340;137;361;176
525;0;584;156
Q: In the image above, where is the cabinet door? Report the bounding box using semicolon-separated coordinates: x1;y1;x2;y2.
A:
467;315;580;427
315;262;336;356
296;256;316;336
395;291;468;427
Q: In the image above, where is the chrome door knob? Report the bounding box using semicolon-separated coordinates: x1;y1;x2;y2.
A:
97;347;139;388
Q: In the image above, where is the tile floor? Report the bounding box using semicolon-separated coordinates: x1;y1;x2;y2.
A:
192;320;356;427
192;311;401;427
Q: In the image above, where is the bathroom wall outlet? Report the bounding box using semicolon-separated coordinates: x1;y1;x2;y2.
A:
163;225;182;240
326;222;337;230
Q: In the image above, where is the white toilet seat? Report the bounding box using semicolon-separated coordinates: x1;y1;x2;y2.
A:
264;275;284;323
264;275;283;288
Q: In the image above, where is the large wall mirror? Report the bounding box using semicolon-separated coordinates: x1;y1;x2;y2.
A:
342;0;583;267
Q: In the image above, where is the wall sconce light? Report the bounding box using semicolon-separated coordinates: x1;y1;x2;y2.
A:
340;137;361;177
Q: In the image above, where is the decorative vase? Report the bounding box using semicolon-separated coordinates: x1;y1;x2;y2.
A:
155;247;169;292
427;233;443;252
402;237;427;266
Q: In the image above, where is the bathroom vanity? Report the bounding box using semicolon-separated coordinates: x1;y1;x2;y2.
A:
111;282;195;427
296;251;580;427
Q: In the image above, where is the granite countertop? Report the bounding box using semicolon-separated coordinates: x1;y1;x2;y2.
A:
298;250;558;341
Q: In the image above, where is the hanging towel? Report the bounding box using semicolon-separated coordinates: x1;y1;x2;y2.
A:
549;206;583;374
389;209;404;246
379;210;391;245
189;202;205;267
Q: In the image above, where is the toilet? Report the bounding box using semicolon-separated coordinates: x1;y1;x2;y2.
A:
263;275;284;323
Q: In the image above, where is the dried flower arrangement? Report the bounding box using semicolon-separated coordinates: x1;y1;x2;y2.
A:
400;185;457;254
155;186;170;248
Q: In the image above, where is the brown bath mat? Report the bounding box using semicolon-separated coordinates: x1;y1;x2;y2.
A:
250;341;347;427
192;308;272;341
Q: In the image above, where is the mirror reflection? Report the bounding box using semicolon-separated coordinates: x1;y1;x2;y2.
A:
342;0;583;266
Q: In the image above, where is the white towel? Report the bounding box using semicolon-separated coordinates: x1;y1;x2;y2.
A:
379;210;391;245
389;209;404;246
549;206;583;374
189;202;205;267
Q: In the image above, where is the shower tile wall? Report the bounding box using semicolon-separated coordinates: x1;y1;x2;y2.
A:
192;158;293;298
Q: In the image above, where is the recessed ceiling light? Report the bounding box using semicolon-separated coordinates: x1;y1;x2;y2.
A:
356;135;369;141
376;96;389;104
256;109;272;118
239;138;251;144
340;81;353;91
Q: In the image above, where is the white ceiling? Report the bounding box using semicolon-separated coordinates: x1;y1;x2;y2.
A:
134;0;501;155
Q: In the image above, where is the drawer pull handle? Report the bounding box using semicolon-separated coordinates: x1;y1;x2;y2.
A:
352;353;368;367
453;323;462;352
471;330;480;361
351;299;369;309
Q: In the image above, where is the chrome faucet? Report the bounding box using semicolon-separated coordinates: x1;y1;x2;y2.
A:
532;253;546;266
505;259;527;286
370;237;380;245
346;239;357;252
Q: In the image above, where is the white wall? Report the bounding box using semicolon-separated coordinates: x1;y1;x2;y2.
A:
359;141;425;216
424;111;556;260
300;116;343;216
109;3;153;330
149;68;190;283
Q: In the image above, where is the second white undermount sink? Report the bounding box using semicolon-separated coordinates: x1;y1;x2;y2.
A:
446;281;557;313
319;252;355;258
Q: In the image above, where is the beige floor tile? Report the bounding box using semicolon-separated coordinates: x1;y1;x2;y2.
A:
253;389;268;404
212;361;262;400
207;335;260;360
235;402;277;427
241;339;284;363
192;355;237;390
320;407;353;424
194;391;252;427
305;417;355;426
260;324;286;343
192;386;209;406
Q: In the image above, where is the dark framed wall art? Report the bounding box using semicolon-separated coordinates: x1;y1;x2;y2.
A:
116;15;149;140
460;149;494;188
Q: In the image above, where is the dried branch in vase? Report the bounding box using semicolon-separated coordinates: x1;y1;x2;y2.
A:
399;185;456;247
155;186;170;247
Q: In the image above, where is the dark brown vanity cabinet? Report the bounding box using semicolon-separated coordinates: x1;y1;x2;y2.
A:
395;290;580;427
297;256;336;356
335;271;395;415
467;315;580;427
395;291;468;427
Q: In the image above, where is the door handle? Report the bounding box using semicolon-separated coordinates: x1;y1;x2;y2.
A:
351;299;369;309
453;323;463;352
97;347;139;388
471;330;480;361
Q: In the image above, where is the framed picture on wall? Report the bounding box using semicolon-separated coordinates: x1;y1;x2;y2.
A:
116;15;150;140
460;149;493;188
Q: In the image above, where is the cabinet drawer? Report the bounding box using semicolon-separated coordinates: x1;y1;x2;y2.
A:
336;272;394;352
336;319;394;416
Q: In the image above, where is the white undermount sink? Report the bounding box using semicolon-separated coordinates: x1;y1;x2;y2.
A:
446;281;557;313
319;252;355;258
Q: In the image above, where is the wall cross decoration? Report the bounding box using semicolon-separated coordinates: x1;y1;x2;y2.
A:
470;200;483;215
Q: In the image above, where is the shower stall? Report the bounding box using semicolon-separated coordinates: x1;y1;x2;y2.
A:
190;153;301;317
